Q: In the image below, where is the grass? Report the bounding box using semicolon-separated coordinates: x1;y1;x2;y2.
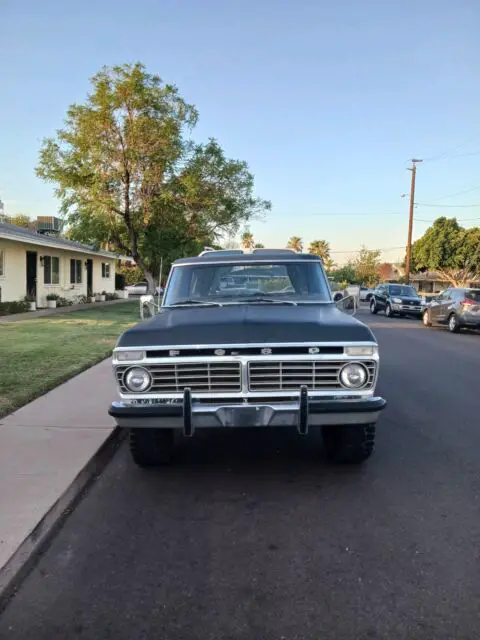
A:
0;301;140;418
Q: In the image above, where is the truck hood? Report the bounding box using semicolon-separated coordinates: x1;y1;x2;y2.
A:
117;304;376;347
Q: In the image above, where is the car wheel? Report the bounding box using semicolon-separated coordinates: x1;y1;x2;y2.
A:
370;299;378;314
129;428;175;467
366;293;373;302
385;303;393;317
448;313;460;333
423;310;432;327
322;424;376;464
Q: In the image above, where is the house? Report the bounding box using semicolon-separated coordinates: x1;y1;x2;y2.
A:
0;220;127;307
410;271;480;294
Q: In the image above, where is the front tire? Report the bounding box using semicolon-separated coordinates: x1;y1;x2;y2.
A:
370;299;378;314
322;424;376;464
129;428;175;467
385;303;393;317
448;313;460;333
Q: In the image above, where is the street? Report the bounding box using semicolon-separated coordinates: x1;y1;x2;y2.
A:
1;310;480;640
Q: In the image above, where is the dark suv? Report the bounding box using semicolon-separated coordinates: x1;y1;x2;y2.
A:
370;283;423;318
422;287;480;332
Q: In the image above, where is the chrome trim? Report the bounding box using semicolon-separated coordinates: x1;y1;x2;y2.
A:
113;341;379;354
111;399;384;429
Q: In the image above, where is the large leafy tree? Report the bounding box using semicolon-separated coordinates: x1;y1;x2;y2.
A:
411;217;480;286
36;63;270;290
287;236;303;252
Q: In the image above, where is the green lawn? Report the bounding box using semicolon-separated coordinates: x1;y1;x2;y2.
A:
0;301;140;418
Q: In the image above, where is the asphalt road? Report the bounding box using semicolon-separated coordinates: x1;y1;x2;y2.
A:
2;309;480;640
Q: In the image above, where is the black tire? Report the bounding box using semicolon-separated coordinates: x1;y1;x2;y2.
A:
385;303;393;317
370;299;378;314
448;313;460;333
422;310;432;327
366;293;373;303
129;428;175;467
322;424;376;464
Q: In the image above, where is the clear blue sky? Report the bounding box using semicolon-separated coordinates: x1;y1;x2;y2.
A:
1;0;480;263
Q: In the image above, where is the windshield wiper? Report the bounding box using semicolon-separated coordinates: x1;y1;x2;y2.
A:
168;299;222;307
225;297;298;306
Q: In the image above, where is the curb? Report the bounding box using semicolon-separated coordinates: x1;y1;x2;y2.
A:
0;427;127;611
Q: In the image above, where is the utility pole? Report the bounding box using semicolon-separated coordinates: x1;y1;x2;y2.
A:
404;158;422;283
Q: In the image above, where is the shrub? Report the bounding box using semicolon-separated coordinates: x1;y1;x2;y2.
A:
104;292;120;301
46;293;60;301
57;297;73;307
0;300;30;316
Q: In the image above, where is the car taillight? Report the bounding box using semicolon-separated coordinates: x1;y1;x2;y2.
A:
462;298;476;306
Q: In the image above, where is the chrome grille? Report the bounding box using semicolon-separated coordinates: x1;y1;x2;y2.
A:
116;362;242;394
248;360;376;391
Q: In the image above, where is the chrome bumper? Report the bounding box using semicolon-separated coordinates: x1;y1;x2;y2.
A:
109;387;386;436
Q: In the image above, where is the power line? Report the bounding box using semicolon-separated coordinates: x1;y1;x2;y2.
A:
415;202;480;208
330;246;405;254
421;134;480;163
309;212;403;216
415;217;480;223
421;183;480;202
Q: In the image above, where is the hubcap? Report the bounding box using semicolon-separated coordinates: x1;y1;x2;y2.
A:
449;315;456;330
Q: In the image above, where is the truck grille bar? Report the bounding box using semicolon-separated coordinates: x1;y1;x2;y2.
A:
117;362;242;394
248;360;376;391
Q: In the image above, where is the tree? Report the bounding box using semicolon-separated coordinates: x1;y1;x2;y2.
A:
379;262;394;282
36;63;271;291
241;230;255;249
287;236;303;252
308;239;330;261
6;214;34;229
411;217;480;286
323;257;336;273
330;262;357;285
254;242;265;248
352;247;381;287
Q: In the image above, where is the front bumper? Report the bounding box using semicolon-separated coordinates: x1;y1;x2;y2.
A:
109;388;387;436
392;304;423;314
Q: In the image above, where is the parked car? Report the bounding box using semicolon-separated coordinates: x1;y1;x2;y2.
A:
370;283;423;318
422;287;480;332
109;248;386;467
125;281;163;296
359;287;375;302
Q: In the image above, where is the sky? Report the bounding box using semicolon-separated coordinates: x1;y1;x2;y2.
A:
1;0;480;264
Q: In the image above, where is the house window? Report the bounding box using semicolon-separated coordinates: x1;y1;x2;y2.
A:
0;250;4;277
70;259;83;284
44;256;60;285
101;263;111;278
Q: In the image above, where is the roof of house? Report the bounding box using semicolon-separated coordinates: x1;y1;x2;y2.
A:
0;222;129;259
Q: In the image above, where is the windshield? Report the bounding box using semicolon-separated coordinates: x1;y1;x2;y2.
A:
163;261;331;305
388;285;418;297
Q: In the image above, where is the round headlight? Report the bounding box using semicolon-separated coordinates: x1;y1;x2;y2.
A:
124;367;152;392
339;363;368;389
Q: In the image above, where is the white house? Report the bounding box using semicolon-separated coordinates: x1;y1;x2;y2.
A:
0;221;126;308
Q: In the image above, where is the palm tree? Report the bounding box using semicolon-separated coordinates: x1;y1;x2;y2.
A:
287;236;303;252
308;239;331;261
241;231;255;249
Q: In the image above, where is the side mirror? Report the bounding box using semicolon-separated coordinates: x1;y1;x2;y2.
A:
333;291;344;302
335;294;357;316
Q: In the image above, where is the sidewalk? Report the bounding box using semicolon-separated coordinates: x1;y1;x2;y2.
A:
0;298;131;324
0;359;119;598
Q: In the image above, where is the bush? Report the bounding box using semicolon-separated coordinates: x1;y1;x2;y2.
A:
0;300;30;316
104;292;120;301
46;293;60;301
57;296;73;307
